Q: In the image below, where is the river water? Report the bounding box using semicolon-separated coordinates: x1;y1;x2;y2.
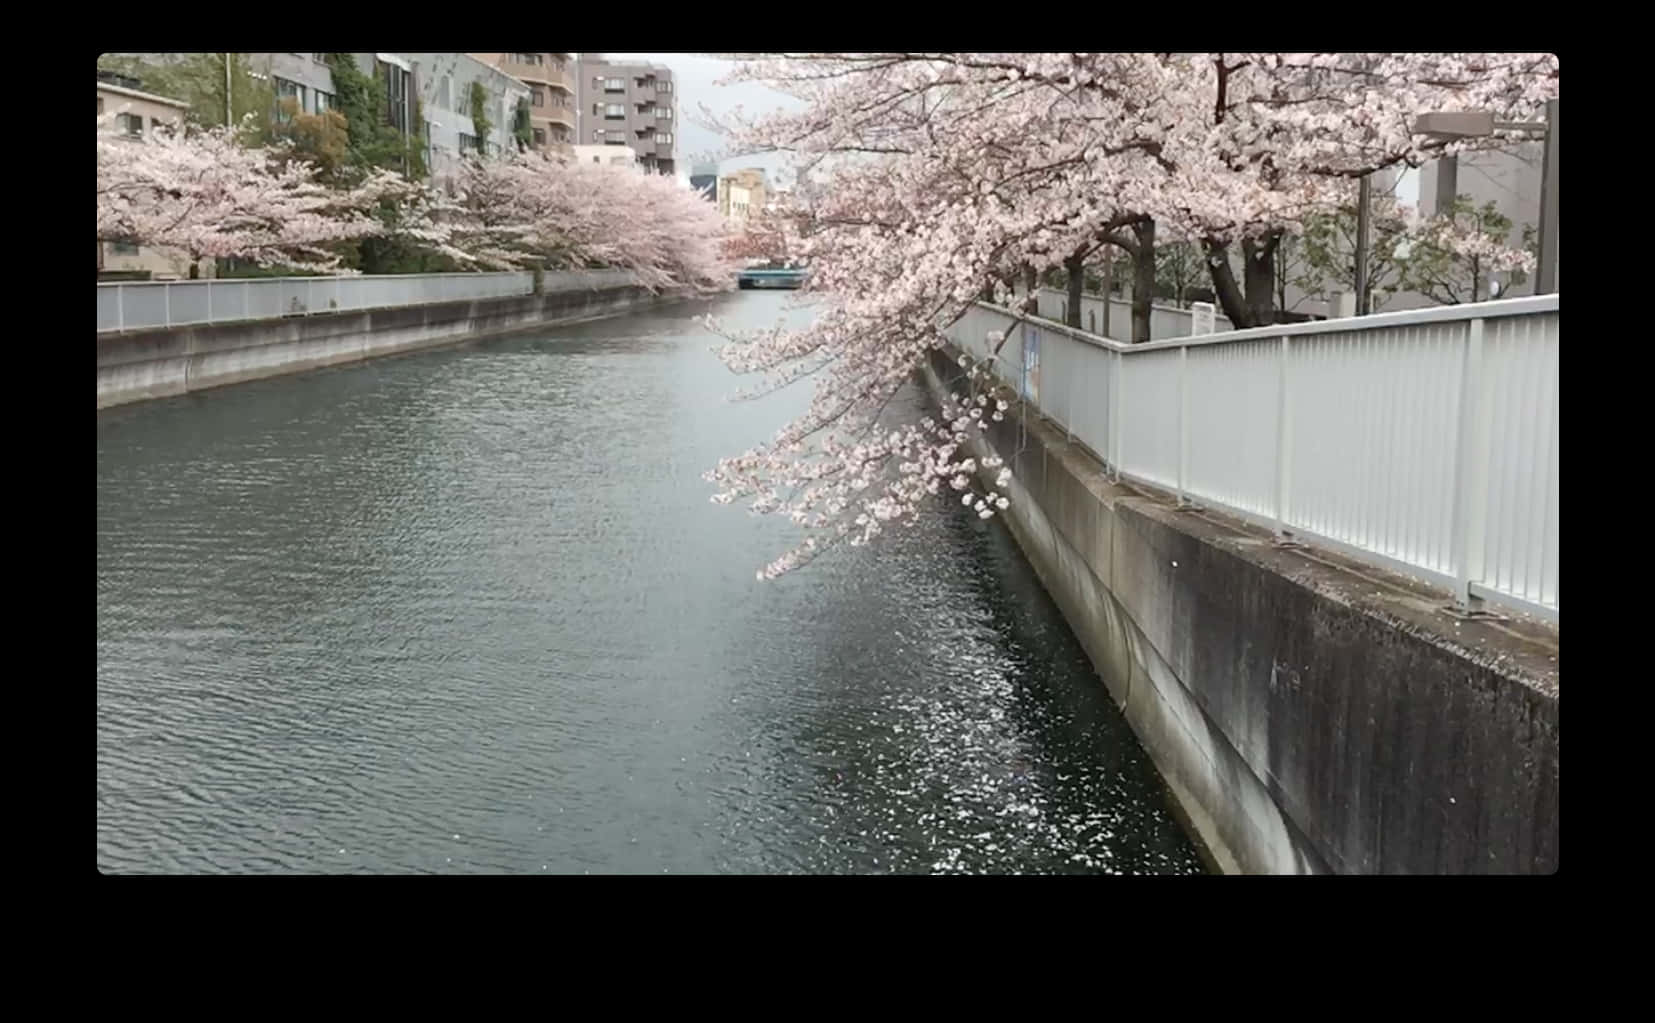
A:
96;290;1204;874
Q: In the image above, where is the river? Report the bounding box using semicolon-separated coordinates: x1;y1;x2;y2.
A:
96;290;1204;874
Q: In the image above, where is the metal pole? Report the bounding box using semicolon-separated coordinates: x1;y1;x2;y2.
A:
225;54;233;128
1535;99;1558;295
1354;174;1372;315
1435;154;1458;219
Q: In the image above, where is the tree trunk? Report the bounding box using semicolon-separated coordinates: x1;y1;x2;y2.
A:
1204;239;1253;326
1130;220;1155;344
1241;231;1280;327
1021;264;1039;314
1064;251;1085;329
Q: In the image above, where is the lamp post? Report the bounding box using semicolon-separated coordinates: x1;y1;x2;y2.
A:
1413;104;1557;295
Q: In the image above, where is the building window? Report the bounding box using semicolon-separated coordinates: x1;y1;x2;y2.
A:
593;129;604;142
515;53;543;65
657;108;671;119
120;113;144;137
531;86;544;107
313;90;333;114
97;96;104;115
382;62;411;134
604;77;624;92
605;103;624;119
656;132;672;144
532;127;547;146
274;76;306;122
111;239;139;255
312;53;328;63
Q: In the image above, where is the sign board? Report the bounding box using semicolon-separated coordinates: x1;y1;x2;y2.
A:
1191;302;1216;337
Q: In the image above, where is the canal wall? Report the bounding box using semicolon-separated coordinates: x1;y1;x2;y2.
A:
920;347;1559;874
97;282;677;409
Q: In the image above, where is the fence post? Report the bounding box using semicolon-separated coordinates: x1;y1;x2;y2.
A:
164;283;171;328
205;279;213;325
1110;348;1123;482
1177;344;1191;508
1448;317;1493;612
1273;335;1297;542
117;285;125;332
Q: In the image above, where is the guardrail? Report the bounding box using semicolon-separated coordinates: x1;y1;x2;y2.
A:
945;294;1559;622
96;269;640;334
1032;287;1236;342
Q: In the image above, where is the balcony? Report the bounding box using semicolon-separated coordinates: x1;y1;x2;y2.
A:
501;56;574;94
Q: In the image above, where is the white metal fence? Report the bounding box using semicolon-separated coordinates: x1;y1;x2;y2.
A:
96;269;640;334
1033;287;1236;341
945;295;1559;622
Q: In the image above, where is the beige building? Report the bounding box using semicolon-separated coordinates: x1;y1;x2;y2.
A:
469;53;576;155
716;168;768;227
97;76;208;280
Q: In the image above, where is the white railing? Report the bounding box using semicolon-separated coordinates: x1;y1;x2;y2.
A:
1033;287;1236;341
945;294;1559;622
96;269;640;334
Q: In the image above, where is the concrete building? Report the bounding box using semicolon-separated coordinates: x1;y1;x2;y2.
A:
97;75;204;280
469;54;576;154
399;54;531;183
574;55;676;176
571;144;639;169
717;168;768;227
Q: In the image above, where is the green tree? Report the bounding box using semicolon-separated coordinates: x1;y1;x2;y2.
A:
1154;240;1206;309
1396;196;1533;304
97;53;274;143
513;98;532;152
1296;197;1411;314
468;81;492;155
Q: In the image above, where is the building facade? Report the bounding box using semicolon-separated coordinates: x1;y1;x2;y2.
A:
571;144;639;169
97;76;204;280
574;56;676;176
469;54;576;154
400;53;531;182
717;168;768;226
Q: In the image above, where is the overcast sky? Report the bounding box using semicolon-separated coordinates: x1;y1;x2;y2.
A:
600;54;805;180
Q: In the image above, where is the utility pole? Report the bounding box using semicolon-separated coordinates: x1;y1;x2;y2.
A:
1535;98;1558;294
225;53;233;128
1354;173;1372;315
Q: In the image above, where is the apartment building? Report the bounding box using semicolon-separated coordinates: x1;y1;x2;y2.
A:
96;74;204;280
469;53;576;154
574;55;676;176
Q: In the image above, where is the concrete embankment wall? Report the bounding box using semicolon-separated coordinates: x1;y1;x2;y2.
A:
98;283;675;409
920;347;1559;874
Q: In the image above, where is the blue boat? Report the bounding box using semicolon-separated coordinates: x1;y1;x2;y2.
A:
737;268;807;290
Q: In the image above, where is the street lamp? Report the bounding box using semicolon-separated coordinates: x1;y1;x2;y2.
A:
1413;103;1557;295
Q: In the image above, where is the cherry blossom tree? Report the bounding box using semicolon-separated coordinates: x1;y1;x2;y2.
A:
696;53;1557;579
96;112;400;274
417;152;736;293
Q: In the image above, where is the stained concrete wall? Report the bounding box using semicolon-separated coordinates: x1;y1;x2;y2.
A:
921;347;1559;874
97;283;674;409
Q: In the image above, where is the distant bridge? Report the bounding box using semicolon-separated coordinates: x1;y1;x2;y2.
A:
736;268;806;290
